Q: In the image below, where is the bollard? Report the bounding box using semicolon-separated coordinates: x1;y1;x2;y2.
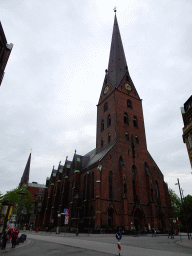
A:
117;241;121;256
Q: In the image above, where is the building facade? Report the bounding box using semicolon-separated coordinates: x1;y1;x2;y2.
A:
181;95;192;168
41;14;173;232
0;22;13;86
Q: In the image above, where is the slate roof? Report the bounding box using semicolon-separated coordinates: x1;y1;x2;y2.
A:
19;152;31;187
108;14;129;88
82;142;116;170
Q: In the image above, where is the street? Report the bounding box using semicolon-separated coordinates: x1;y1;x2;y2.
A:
1;232;192;256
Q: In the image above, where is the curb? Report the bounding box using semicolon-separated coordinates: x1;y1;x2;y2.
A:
1;239;33;253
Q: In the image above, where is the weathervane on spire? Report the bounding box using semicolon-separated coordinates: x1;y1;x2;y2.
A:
113;6;117;13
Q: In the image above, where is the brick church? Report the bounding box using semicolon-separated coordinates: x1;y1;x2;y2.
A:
40;14;174;232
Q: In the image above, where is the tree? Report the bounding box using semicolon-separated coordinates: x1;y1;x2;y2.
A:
168;188;181;217
3;185;34;215
179;195;192;231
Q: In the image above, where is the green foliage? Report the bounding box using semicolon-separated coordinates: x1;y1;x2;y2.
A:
0;192;3;208
168;188;181;217
3;185;34;215
179;195;192;230
169;188;192;231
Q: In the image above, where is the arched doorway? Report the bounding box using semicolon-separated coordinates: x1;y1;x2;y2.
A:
108;208;114;228
134;208;145;231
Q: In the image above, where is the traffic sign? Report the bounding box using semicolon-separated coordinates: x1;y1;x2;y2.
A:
116;232;122;240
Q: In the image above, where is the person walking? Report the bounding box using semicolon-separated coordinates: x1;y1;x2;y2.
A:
1;230;9;250
152;228;157;237
171;228;174;239
11;227;19;248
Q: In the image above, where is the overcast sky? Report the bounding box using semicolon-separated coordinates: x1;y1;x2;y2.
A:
0;0;191;197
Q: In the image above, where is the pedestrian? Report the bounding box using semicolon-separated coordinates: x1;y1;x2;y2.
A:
7;228;12;241
11;227;19;248
168;228;171;238
1;230;9;250
171;228;174;239
152;228;157;237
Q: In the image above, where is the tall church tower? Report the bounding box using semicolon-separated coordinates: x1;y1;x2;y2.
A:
96;14;147;155
94;13;173;230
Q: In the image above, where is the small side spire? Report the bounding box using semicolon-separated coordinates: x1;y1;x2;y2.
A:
19;151;32;187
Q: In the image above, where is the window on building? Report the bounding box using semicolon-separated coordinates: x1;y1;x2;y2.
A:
133;116;138;128
104;102;108;112
186;135;192;148
145;162;150;175
155;181;160;205
107;114;111;127
109;171;113;199
123;177;127;197
127;100;132;109
101;119;104;132
132;166;137;202
124;112;129;125
83;175;87;200
135;135;139;144
108;133;111;143
101;138;104;147
91;172;94;199
125;132;129;141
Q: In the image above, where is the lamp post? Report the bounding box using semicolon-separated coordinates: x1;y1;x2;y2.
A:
76;206;81;236
16;191;27;230
175;178;190;240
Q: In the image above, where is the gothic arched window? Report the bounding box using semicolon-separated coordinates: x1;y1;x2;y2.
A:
127;99;132;109
125;132;129;141
109;171;113;199
123;177;127;197
155;181;160;205
124;112;129;125
133;116;138;128
83;175;87;200
101;119;104;132
135;135;139;144
108;133;111;143
145;162;150;175
107;114;111;127
91;172;94;199
132;166;137;202
104;102;108;112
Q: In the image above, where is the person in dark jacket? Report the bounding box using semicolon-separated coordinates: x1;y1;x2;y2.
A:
1;230;8;250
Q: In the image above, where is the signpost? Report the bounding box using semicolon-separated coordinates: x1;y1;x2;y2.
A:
116;232;122;256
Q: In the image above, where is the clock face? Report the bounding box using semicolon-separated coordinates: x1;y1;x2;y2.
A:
104;86;109;94
125;83;132;91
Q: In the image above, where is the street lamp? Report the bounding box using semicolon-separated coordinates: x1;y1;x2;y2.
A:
175;178;190;240
16;191;27;230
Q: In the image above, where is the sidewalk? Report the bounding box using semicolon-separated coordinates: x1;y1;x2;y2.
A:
24;230;192;249
175;237;192;249
1;238;33;252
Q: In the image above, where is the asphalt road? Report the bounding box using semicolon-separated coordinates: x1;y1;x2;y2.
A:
1;232;192;256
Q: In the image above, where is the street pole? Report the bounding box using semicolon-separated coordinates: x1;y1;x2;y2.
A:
16;191;27;230
176;178;190;240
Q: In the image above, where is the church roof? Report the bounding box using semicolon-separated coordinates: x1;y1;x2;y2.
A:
107;14;129;88
83;142;116;169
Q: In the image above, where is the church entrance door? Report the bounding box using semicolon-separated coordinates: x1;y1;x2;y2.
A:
108;208;114;228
